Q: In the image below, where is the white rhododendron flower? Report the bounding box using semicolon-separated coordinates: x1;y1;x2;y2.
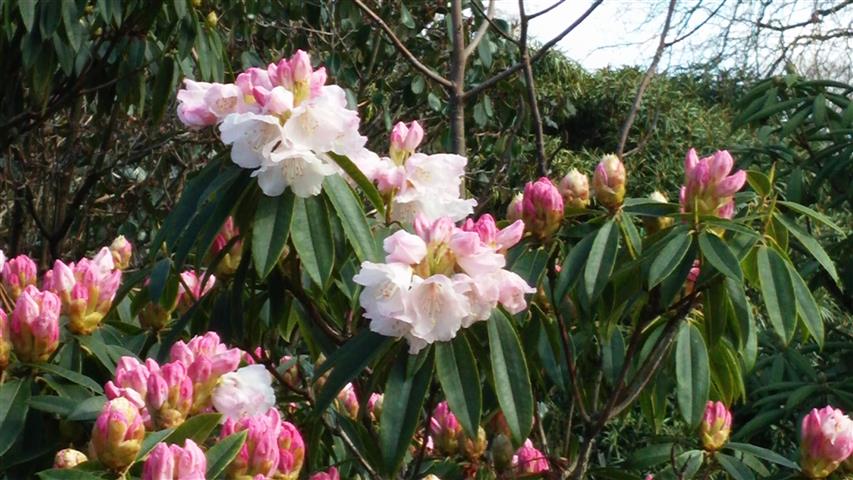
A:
211;365;276;421
353;213;534;354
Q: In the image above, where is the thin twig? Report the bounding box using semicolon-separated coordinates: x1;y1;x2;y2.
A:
464;0;496;58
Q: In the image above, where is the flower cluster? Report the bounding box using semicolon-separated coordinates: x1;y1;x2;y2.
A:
800;406;853;478
177;50;371;198
142;439;206;479
369;121;476;222
220;407;305;479
680;149;746;219
353;213;533;353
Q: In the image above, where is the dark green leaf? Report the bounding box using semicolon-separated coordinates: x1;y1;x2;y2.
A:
252;191;296;279
756;246;796;343
715;452;755;480
0;379;32;456
37;469;104;480
315;331;391;414
553;230;595;302
786;263;824;347
323;175;380;262
675;323;710;428
584;219;619;300
777;201;844;235
435;336;481;438
29;363;104;393
488;310;533;446
649;232;693;287
380;351;434;475
29;395;76;416
291;196;334;287
136;428;175;461
206;431;247;479
168;413;222;445
699;232;742;282
19;0;36;31
327;152;386;217
726;442;799;470
773;213;839;284
67;396;106;421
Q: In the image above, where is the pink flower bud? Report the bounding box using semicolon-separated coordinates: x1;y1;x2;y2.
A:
512;439;550;474
43;259;76;306
800;406;853;478
10;286;60;362
90;397;145;471
429;401;464;455
209;217;243;277
685;260;701;295
700;401;732;451
463;426;488;461
522;177;564;240
592;154;627;210
506;193;524;223
1;254;37;300
176;79;220;128
309;467;340;480
109;236;133;270
146;361;194;429
278;420;305;478
221;408;282;478
335;383;359;420
559;168;591;209
383;230;428;265
177;270;216;314
389;121;424;164
170;332;241;413
680;149;746;219
107;356;157;402
142;439;206;480
368;393;384;422
53;448;88;469
0;309;10;370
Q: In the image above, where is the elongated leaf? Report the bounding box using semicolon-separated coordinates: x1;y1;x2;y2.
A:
715;452;755;480
777;201;844;234
206;431;247;479
19;0;36;31
435;336;481;438
323;175;380;262
29;395;77;416
649;232;692;287
725;278;756;369
168;413;221;445
315;331;391;414
67;396;106;421
252;191;296;279
328;152;385;216
380;351;434;475
726;442;799;470
773;213;839;283
488;310;533;446
584;220;619;300
136;428;175;461
0;378;31;456
786;263;824;347
699;232;742;282
756;246;796;344
37;470;103;480
291;197;334;287
553;230;595;302
29;363;103;393
675;323;710;428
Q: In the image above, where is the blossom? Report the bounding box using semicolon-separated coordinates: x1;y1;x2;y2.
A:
461;214;524;253
506;193;524;223
90;397;145;471
170;332;242;413
391;153;476;223
221;408;282;478
105;356;160;406
142;439;206;480
800;406;853;478
176;270;216;313
1;254;37;300
53;449;88;469
335;383;359;420
208;217;243;277
278;420;305;479
559;168;591;209
389;121;424;164
212;364;276;421
367;393;384;422
110;236;133;270
146;361;194;429
10;286;61;362
700;401;732;451
430;401;464;455
522;177;564;240
679;149;746;219
592;154;627;209
512;439;550;474
309;467;340;480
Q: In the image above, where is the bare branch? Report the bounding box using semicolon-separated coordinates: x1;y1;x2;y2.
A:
464;0;497;58
464;0;604;100
665;0;727;47
352;0;453;88
470;0;519;44
755;0;853;31
616;0;678;158
527;0;568;20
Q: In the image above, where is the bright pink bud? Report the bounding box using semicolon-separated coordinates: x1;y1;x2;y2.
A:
110;236;133;270
506;193;524;223
290;50;313;83
53;448;88;469
512;439;550;474
209;217;243;277
522;177;564;240
170;332;241;413
90;397;145;471
278;420;305;478
176;80;220;128
142;442;174;479
592;154;627;210
42;259;76;306
413;215;455;246
429;401;464;455
177;271;216;313
383;230;428;265
367;393;384;422
800;406;853;478
335;383;359;420
309;467;340;480
221;408;282;478
559;168;591;209
461;214;523;252
389;121;424;164
1;254;37;300
107;356;157;402
700;401;732;451
680;149;746;219
146;361;193;429
10;286;60;362
142;439;206;480
685;260;701;295
0;309;10;370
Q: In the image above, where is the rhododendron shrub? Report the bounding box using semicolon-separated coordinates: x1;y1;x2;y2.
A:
0;49;844;480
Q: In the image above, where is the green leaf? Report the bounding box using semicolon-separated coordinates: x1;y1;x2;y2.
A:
136;428;175;461
29;363;104;393
777;201;845;235
756;246;796;344
773;213;839;284
715;452;755;480
584;219;619;300
726;442;799;470
746;171;771;197
0;378;31;456
19;0;36;31
698;232;743;282
380;351;434;475
37;470;104;480
602;329;625;387
252;191;295;279
61;0;81;50
315;331;391;414
488;310;533;446
553;230;595;302
649;232;693;287
327;152;386;217
67;396;106;421
478;37;493;68
291;196;334;287
206;431;247;479
725;278;756;369
168;413;222;445
675;323;710;428
786;263;824;348
151;56;177;124
435;336;481;438
323;175;380;262
173;0;187;18
147;258;172;305
29;395;76;416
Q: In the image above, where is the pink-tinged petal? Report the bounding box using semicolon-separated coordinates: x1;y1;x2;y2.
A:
684;148;699;174
496;220;525;250
383;230;428;265
709;150;734;181
715;170;746;197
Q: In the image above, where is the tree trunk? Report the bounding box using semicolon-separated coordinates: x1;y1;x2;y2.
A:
449;0;467;156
